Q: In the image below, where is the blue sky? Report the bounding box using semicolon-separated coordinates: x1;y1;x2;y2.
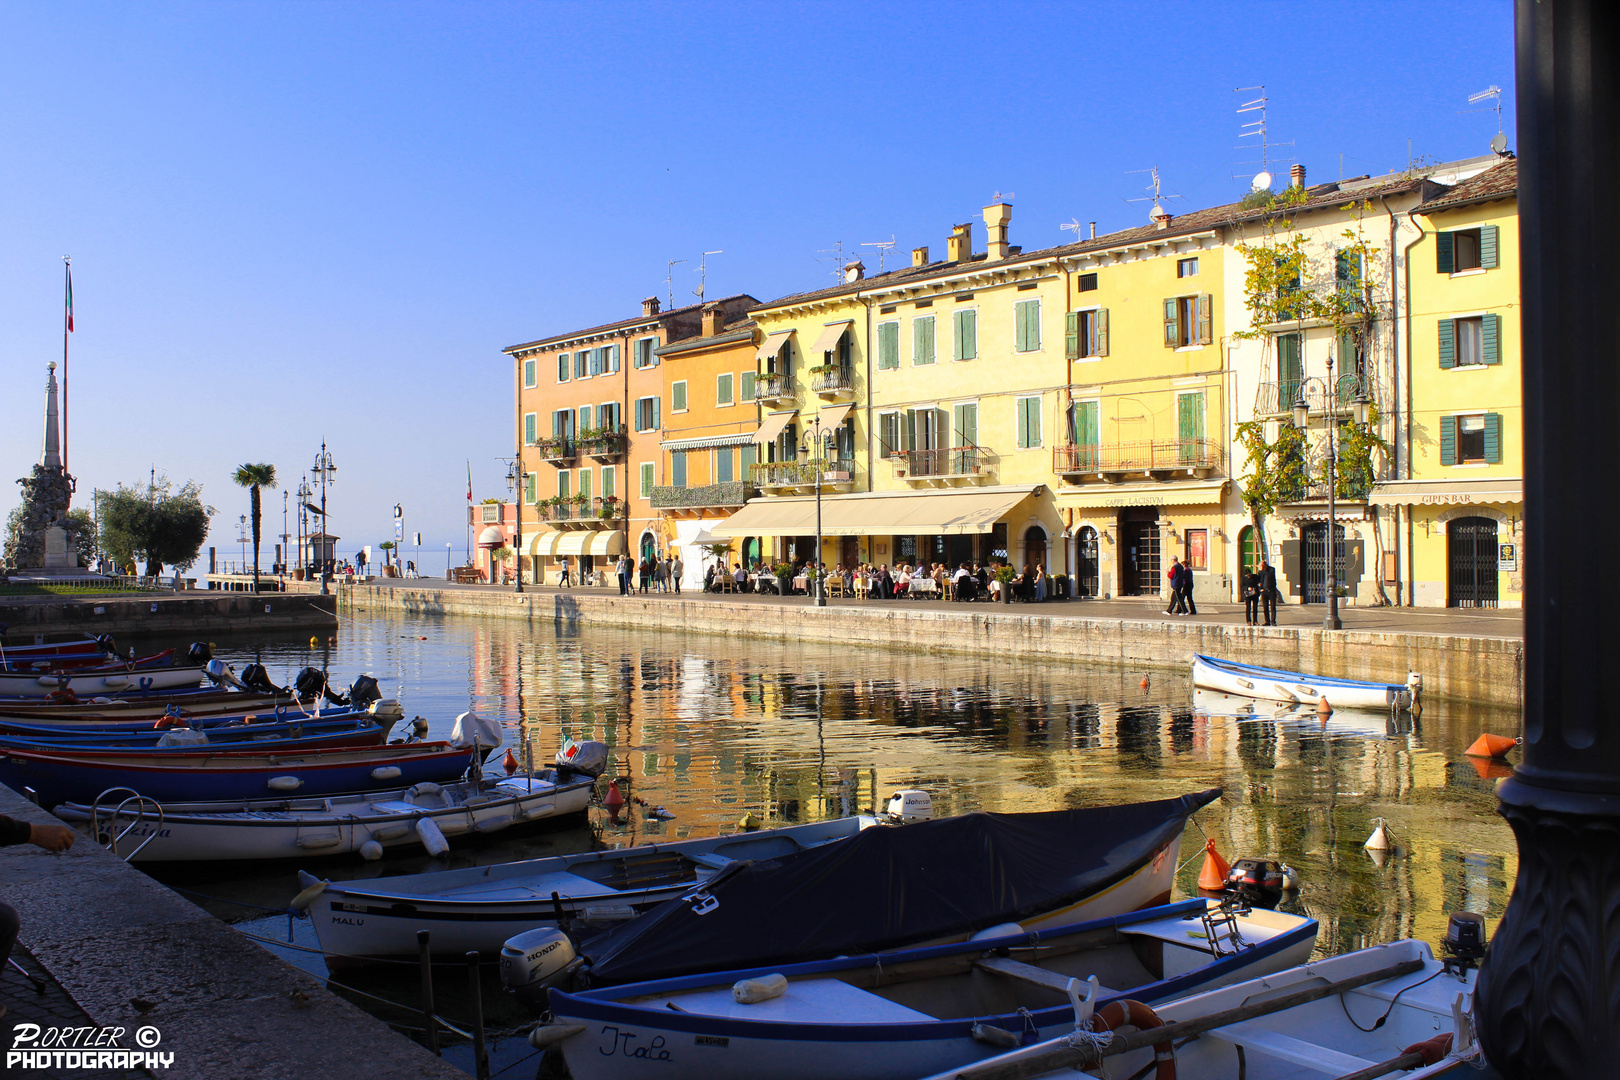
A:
0;1;1515;567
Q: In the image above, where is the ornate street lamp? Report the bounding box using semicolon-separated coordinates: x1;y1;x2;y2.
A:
797;420;839;607
504;457;526;594
1292;354;1350;631
311;442;336;595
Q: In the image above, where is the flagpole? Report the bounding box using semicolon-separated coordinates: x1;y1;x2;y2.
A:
61;256;71;474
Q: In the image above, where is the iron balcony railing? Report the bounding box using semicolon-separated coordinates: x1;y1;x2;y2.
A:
750;458;855;487
536;502;581;522
1053;438;1225;474
580;430;628;460
592;497;624;519
1255;373;1377;417
753;373;793;401
811;367;855;394
896;446;983;478
535;438;575;464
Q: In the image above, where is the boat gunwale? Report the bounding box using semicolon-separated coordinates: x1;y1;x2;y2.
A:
1193;654;1409;693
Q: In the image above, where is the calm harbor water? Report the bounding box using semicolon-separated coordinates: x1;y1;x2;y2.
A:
132;612;1519;1076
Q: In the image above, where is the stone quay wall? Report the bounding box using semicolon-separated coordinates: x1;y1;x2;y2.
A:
340;585;1523;709
0;592;338;636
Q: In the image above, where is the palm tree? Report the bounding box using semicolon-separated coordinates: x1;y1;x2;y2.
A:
232;463;278;593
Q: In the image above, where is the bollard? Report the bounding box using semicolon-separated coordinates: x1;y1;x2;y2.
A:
467;951;490;1080
417;930;439;1055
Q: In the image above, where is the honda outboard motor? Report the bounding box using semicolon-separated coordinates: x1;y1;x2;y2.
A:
347;675;382;710
1224;858;1286;909
187;642;213;665
240;664;286;696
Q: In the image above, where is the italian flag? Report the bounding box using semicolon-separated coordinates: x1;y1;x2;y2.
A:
65;266;73;332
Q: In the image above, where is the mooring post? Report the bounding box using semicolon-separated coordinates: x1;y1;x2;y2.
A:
467;950;490;1080
417;930;438;1056
1476;3;1620;1075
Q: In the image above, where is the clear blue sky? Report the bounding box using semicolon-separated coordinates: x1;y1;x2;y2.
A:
0;1;1515;567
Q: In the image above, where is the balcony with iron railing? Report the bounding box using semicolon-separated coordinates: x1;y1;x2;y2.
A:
810;366;856;399
469;502;513;526
753;372;793;403
580;427;628;463
1254;373;1377;418
892;445;987;484
1053;439;1225;480
750;458;855;491
534;437;576;467
649;480;756;514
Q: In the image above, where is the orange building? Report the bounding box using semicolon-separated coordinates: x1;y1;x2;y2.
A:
650;304;762;588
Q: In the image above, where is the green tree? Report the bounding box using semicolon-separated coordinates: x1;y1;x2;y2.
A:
232;463;278;592
66;508;97;567
98;479;214;577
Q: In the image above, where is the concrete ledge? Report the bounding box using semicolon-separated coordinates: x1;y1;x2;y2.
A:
341;585;1522;708
0;786;463;1080
0;593;338;635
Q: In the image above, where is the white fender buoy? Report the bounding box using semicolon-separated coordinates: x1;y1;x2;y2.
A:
1364;817;1394;851
359;840;385;861
372;823;411;842
1280;864;1301;891
370;766;402;781
733;973;788;1004
415;816;450;856
268;776;303;792
289;879;327;911
529;1024;586;1050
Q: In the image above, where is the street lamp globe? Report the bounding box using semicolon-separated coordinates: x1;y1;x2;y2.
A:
1352;389;1371;427
1292;394;1310;431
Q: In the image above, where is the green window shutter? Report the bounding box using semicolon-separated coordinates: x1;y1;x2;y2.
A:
1015;300;1039;352
1016;399;1029;448
954;403;978;447
558;472;570;499
557;356;568;382
878;322;898;369
1178;393;1205;442
740;371;755;401
717;373;732;405
602;467;614;498
1277;333;1303;403
525;473;536;504
1439;415;1457;466
1437;231;1455;274
1438;319;1456;369
1482;313;1501;364
1096;309;1110;356
551;411;561;437
1484;414;1502;463
1065;311;1080;359
524;414;536;444
1195;294;1213;345
914;317;935;365
715;448;732;483
954;309;976;360
579;405;592;432
671;452;686;488
741;443;757;474
579;470;591;501
1162;298;1179;347
902;410;917;453
1480;225;1500;269
878;412;896;456
1080;401;1098;445
673;382;687;412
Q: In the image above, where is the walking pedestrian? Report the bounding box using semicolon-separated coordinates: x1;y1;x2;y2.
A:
1242;567;1260;625
1259;558;1279;625
1178;560;1198;616
1165;557;1186;615
672;553;684;594
617;552;632;595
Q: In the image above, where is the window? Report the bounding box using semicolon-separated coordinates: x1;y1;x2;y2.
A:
1066;309;1109;359
878;411;902;456
1438;226;1499;273
953;309;977;360
1178;392;1206;461
523;413;537;445
523;359;537;388
524;473;536;504
574;350;589;379
552;409;574;440
640;462;655;497
877;321;900;369
1015;299;1041;352
1078;273;1098;292
602;467;614;499
913;315;936;365
1163;294;1212;348
1177;258;1199;278
672;381;688;413
1016;395;1042;448
740;443;756;477
670;452;686;488
953;402;978;448
634;338;657;369
1184;529;1208;570
604;344;620;373
1439;315;1501;368
557;471;570;500
716;447;734;483
578;468;592;502
1070;399;1099;449
1276;333;1303;406
1336;249;1363;301
557;355;570;382
598;402;621;433
590;348;605;377
635;396;660;432
717;373;734;406
578;405;593;434
740;371;756;401
1441;413;1502;465
835;418;856;461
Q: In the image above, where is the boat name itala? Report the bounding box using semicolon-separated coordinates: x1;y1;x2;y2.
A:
597;1027;673;1062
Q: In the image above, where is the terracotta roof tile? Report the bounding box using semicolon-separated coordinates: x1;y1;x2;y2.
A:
1420;158;1518;211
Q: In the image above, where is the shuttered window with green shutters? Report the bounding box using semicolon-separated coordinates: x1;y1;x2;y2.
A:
953;403;978;448
639;463;654;498
1484;413;1502;463
741;443;757;475
671;452;686;488
1068;310;1108;358
716;373;733;406
525;473;536;504
557;355;570;382
1015;300;1041;352
878;411;900;456
877;321;900;369
524;413;537;445
1162;299;1179;348
1440;415;1457;465
1482;313;1501;364
1195;294;1213;344
1016;395;1042;448
602;467;614;499
578;469;592;502
715;448;733;484
1277;333;1303;405
1072;400;1099;468
1065;312;1081;360
672;381;688;413
740;371;755;402
913;316;936;365
578;405;592;434
1178;392;1205;462
1479;225;1500;269
524;359;537;388
1094;309;1109;356
1437;232;1455;274
953;309;976;360
1439;319;1456;368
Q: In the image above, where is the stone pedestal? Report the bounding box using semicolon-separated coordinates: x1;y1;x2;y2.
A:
41;526;73;569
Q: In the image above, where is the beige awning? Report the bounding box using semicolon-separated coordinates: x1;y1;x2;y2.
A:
528;531;564;558
712;487;1039;538
809;402;852;435
810;320;852;355
1055;480;1228;510
753;409;798;446
583;531;626;557
555;533;593;556
755;330;793;365
1368;478;1524;507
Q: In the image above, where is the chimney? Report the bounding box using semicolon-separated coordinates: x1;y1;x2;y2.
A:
983;203;1012;260
842;260;865;284
911;246;930;268
1290;163;1306;189
1150;202;1172;230
946;222;973;263
701;302;723;337
1089;222;1097;240
641;296;661;317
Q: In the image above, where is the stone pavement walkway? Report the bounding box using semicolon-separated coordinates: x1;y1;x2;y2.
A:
342;577;1524;640
1;946;147;1079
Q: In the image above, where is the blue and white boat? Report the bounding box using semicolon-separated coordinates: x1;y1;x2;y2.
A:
541;898;1318;1080
1192;655;1415;712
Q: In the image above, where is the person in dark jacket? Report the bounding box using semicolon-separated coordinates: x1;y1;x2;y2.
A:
1178;560;1198;616
1242;568;1260;624
1165;557;1187;615
0;814;74;974
1258;559;1279;625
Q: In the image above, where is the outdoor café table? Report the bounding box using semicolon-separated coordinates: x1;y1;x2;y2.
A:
792;575;809;594
908;577;939;598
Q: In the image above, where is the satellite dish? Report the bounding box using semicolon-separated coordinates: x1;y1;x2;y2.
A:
1253;170;1273;191
1490;132;1508;155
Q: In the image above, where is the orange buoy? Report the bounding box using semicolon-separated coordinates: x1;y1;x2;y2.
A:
502;748;519;776
1317;697;1332;717
1140;675;1150;690
604;780;626;821
1466;732;1520;759
1469;756;1514;782
1197;838;1232;891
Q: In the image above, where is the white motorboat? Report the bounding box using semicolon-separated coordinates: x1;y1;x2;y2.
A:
1192;654;1415;712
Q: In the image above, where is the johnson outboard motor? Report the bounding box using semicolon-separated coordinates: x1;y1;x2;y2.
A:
347;674;381;710
1224;858;1286;909
187;642;213;665
240;664;286;696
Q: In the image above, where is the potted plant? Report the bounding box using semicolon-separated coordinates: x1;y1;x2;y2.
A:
994;564;1016;604
772;561;794;596
598;496;620;519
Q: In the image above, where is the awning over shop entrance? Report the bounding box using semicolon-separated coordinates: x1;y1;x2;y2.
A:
711;486;1040;538
753;409;798;445
528;531;563;558
555;533;593;556
1055;479;1228;510
583;531;626;557
1368;478;1524;507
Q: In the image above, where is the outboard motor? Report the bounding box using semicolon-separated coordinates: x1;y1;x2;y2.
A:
94;634;116;655
1224;858;1286;909
187;642;213;665
293;666;328;702
885;790;934;823
500;927;577;992
347;675;382;710
204;659;247;690
240;664;286;696
556;739;609;780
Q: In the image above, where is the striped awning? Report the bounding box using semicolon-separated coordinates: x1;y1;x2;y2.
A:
528;531;563;558
1368;478;1524;507
753;409;798;446
809;320;852;355
755;330;793;365
711;486;1040;538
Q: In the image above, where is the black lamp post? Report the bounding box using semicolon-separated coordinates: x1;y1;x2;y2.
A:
798;421;837;607
1292;352;1370;631
312;442;336;595
504;458;526;594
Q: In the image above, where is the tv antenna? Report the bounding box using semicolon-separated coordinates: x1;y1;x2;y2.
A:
694;251;722;301
1464;85;1509;153
860;236;896;273
1060;218;1085;243
1125;166;1183;221
1234;85;1294;188
815;240;847;284
665;259;686;310
992;190;1015;203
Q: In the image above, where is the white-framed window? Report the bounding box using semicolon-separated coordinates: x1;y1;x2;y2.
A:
1014;299;1041;352
635;396;661;432
876;320;900;370
556;354;570;382
523;358;537;388
604;344;620;373
740;370;756;401
524;473;536;504
523;413;537;445
557;471;570;499
601;466;615;499
577;405;593;433
717;372;734;407
574;350;589;379
1066;309;1109;360
577;468;592;501
877;409;903;456
1177;257;1199;278
634;337;657;369
640;461;655;497
1015;395;1042;448
1162;294;1213;348
672;381;688;413
599;402;621;432
953;308;977;360
912;315;936;365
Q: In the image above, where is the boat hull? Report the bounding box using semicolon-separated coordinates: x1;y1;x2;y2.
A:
0;663;205;698
1192;654;1411;711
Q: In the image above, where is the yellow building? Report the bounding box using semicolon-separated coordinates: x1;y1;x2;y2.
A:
1370;159;1522;608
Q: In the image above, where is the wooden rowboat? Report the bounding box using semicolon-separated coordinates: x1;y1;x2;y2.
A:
1192;654;1413;711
